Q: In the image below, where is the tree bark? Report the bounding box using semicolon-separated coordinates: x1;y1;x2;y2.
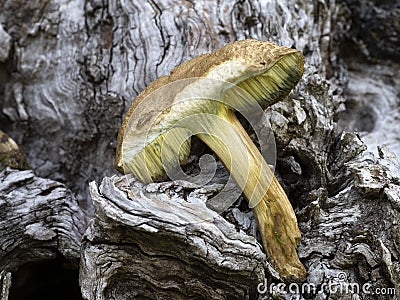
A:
0;169;87;299
0;0;399;299
81;176;272;299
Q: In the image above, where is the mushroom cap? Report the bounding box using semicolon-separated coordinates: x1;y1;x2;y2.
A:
115;39;304;179
0;130;29;170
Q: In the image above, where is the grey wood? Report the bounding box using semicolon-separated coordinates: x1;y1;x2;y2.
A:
0;169;87;270
0;0;399;299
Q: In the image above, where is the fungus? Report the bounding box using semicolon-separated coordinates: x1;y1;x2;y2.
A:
115;39;306;281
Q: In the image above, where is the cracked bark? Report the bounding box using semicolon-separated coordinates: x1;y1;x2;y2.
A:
0;169;87;299
0;0;399;299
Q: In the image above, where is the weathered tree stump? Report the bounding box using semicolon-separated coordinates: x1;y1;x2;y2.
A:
0;169;87;299
0;0;399;299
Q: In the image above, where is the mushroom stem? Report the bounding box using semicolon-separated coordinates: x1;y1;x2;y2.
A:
196;107;306;281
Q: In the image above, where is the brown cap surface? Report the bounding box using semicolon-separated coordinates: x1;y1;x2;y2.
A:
116;39;303;172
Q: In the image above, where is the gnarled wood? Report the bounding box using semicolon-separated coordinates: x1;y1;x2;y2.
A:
81;176;274;299
0;0;399;299
0;169;87;270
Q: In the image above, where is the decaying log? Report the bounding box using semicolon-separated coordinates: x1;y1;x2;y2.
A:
80;97;400;300
336;0;400;158
0;270;11;300
0;169;87;298
0;0;339;204
81;175;273;299
0;0;399;299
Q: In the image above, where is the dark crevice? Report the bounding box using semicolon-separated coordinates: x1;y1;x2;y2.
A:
341;0;400;64
9;255;82;300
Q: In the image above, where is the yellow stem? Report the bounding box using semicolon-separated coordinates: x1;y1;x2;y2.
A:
196;108;306;281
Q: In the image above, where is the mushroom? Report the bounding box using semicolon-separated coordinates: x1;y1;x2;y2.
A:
0;129;29;170
115;39;306;281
